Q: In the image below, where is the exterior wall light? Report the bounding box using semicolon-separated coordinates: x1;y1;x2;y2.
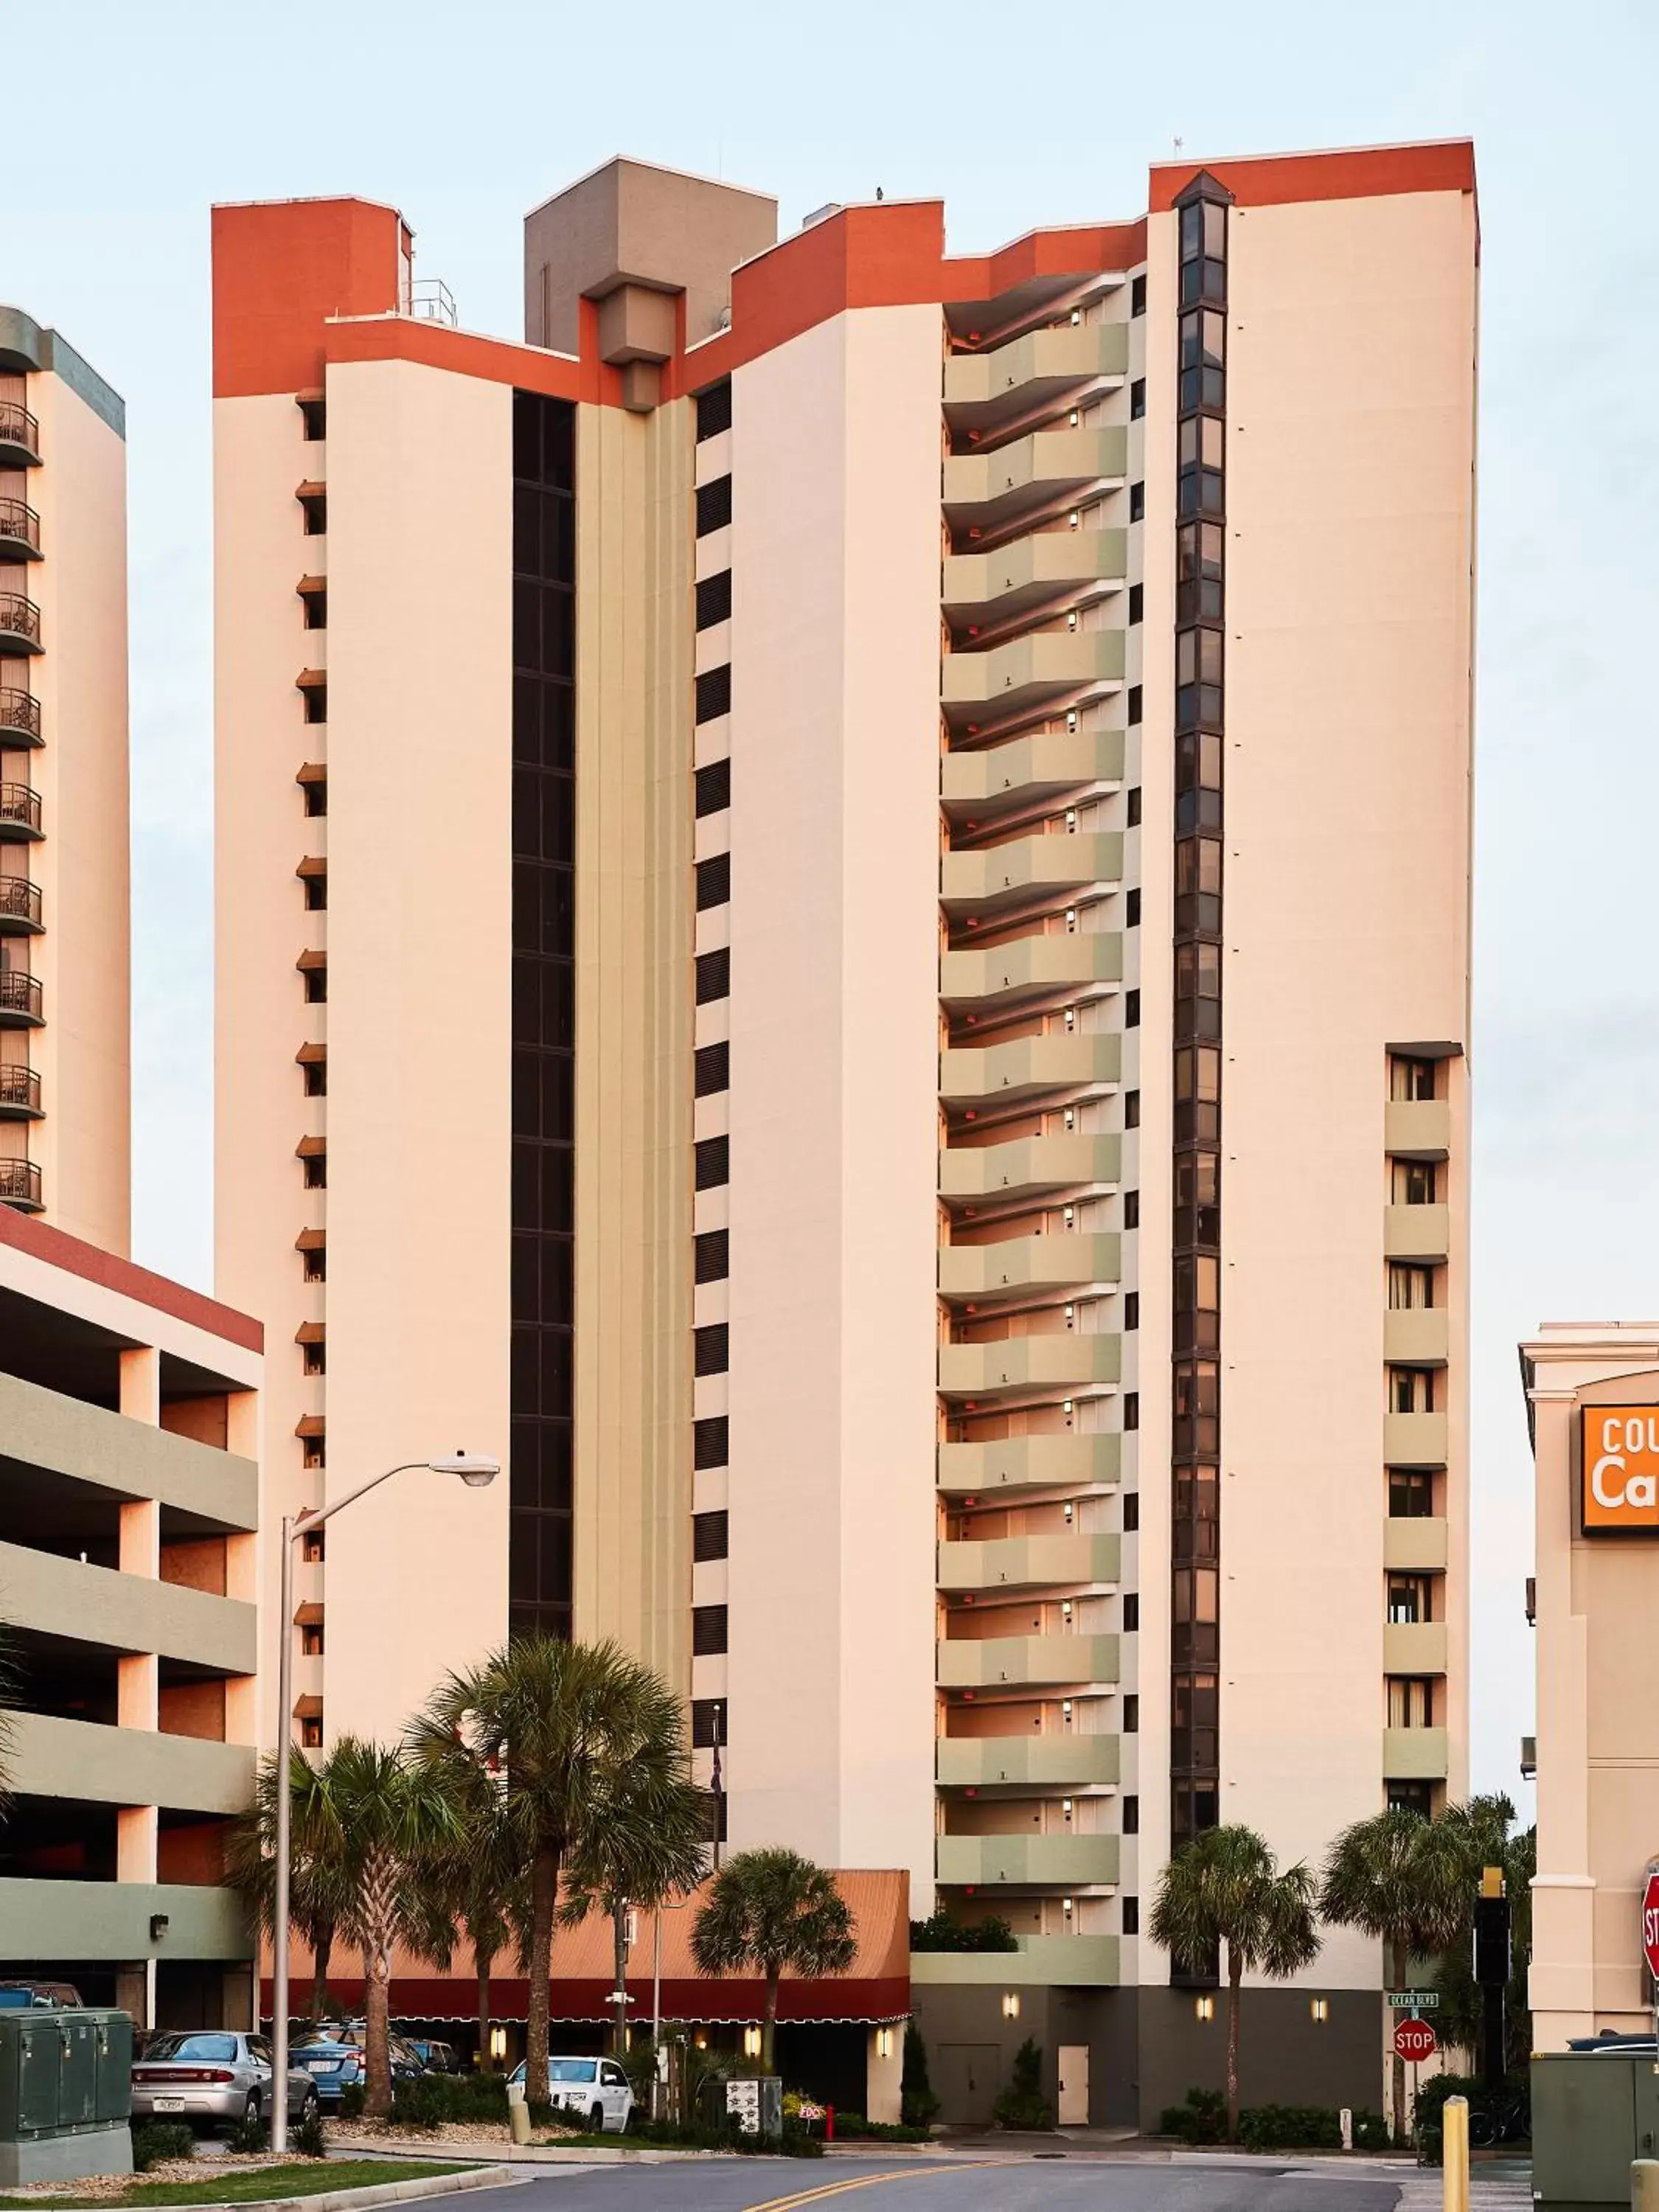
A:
876;2027;895;2060
1310;1997;1329;2024
742;2025;762;2058
1194;1994;1215;2023
1001;1992;1021;2020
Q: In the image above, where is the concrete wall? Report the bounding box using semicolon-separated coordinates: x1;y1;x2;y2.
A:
0;1369;257;1528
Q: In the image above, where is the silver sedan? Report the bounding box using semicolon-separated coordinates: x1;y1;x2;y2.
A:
131;2031;320;2130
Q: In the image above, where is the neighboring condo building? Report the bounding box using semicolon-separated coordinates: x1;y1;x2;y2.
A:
0;308;131;1253
0;1200;263;2028
212;141;1476;2123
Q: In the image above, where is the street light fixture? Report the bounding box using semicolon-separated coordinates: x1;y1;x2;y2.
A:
269;1452;498;2151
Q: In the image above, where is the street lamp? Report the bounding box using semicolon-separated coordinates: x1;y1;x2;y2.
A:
269;1452;498;2151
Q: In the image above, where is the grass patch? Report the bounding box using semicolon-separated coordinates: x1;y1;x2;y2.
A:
0;2157;476;2208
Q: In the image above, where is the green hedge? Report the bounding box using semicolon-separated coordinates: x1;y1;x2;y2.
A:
133;2121;196;2172
1161;2089;1391;2152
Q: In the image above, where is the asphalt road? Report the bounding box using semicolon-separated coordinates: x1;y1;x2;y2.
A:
428;2154;1465;2212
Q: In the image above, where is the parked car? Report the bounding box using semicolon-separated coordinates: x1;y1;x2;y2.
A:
508;2055;634;2134
131;2031;319;2130
405;2038;460;2074
310;2023;427;2077
0;1980;82;2009
288;2035;365;2108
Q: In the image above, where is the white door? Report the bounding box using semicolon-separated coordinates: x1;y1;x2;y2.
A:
600;2062;630;2130
1057;2043;1089;2126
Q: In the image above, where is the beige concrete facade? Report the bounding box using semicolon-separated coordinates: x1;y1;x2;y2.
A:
0;310;131;1252
1522;1325;1659;2046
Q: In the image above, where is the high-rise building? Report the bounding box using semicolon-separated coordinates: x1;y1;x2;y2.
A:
0;308;131;1251
212;140;1476;2123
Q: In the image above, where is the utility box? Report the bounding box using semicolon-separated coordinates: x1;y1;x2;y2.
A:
0;2011;133;2186
1532;2051;1659;2210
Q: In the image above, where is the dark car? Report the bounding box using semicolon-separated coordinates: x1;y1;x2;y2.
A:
132;2031;319;2130
406;2039;460;2074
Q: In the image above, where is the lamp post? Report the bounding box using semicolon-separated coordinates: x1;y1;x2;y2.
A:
269;1453;498;2152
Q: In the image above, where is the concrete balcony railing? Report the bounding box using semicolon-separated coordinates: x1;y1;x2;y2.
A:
1385;1307;1450;1366
940;1133;1120;1206
0;1371;259;1534
936;1733;1121;1790
1384;1517;1449;1573
944;428;1128;532
1382;1727;1449;1781
7;1711;253;1816
942;630;1125;725
943;531;1128;623
1385;1099;1452;1161
0;1538;256;1675
944;323;1130;411
1383;1411;1450;1470
940;1032;1121;1108
941;932;1122;1012
1384;1203;1450;1263
937;1433;1120;1497
939;1334;1120;1399
939;1233;1120;1301
942;729;1124;813
936;1833;1121;1889
938;1532;1121;1594
942;831;1123;915
937;1631;1119;1691
1383;1621;1449;1676
911;1933;1120;1986
0;1878;252;1963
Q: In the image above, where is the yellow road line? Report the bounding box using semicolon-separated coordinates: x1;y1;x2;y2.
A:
745;2163;991;2212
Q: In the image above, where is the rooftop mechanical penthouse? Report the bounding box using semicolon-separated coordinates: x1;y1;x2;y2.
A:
212;140;1477;2129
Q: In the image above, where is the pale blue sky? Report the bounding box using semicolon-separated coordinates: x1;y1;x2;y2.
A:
8;0;1656;1809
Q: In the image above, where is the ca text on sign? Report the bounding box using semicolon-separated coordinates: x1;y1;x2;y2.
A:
1582;1408;1659;1531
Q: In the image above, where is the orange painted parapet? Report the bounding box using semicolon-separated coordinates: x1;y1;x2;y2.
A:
1149;138;1476;212
212;197;408;397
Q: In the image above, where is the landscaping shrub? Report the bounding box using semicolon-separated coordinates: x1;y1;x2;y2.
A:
389;2076;446;2132
291;2106;330;2159
132;2121;195;2172
908;1910;1018;1953
832;2115;932;2143
1352;2109;1391;2149
1238;2104;1341;2151
992;2037;1054;2130
227;2108;270;2154
900;2020;939;2129
1158;2087;1227;2144
338;2084;366;2119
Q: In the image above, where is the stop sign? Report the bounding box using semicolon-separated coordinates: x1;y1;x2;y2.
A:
1394;2014;1438;2064
1643;1872;1659;1982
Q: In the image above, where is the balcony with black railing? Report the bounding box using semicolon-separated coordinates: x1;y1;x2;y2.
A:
0;597;41;654
0;1157;41;1211
0;501;41;562
0;785;41;841
0;877;42;934
0;689;41;745
0;1065;41;1119
0;403;41;467
0;970;43;1026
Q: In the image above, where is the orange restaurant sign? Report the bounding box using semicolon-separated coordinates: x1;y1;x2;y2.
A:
1582;1408;1659;1531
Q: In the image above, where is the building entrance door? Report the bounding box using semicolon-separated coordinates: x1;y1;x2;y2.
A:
1057;2043;1089;2126
935;2043;999;2126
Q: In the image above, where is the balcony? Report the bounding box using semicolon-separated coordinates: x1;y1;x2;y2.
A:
1385;1203;1450;1263
0;1157;41;1211
941;1133;1120;1206
0;403;41;468
938;1533;1121;1594
1385;1099;1451;1161
0;1065;41;1119
939;1232;1120;1301
938;1433;1119;1497
942;631;1124;731
945;323;1129;430
0;500;41;563
8;1712;253;1818
944;428;1127;536
0;877;42;934
0;784;42;841
943;532;1128;627
941;832;1124;919
1385;1517;1449;1573
1384;1621;1449;1675
938;1631;1119;1692
1382;1727;1449;1782
911;1933;1119;1987
941;932;1122;1015
936;1833;1120;1889
1385;1307;1450;1366
0;594;41;654
940;1032;1121;1108
0;688;41;745
939;1334;1120;1399
0;970;43;1027
1384;1411;1449;1469
942;729;1123;821
0;1537;256;1674
937;1733;1120;1790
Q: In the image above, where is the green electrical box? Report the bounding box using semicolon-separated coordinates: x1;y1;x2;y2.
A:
0;2011;133;2187
1532;2051;1659;2211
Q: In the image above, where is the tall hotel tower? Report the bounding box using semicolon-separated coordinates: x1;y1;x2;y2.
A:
213;142;1476;2121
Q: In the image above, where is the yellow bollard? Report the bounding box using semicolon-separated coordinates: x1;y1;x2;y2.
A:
1441;2096;1470;2212
1633;2160;1659;2211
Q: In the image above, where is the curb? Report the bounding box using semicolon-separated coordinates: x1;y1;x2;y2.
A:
158;2166;519;2210
330;2140;736;2167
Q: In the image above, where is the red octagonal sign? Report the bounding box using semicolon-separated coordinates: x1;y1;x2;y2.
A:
1394;2014;1438;2064
1643;1872;1659;1982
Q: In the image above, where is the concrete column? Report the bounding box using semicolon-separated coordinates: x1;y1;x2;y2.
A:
118;1345;161;1426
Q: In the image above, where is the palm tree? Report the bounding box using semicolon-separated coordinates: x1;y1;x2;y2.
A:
411;1773;526;2072
283;1736;461;2115
408;1635;695;2099
1319;1805;1475;2140
1148;1824;1322;2143
227;1747;353;2022
690;1847;856;2072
